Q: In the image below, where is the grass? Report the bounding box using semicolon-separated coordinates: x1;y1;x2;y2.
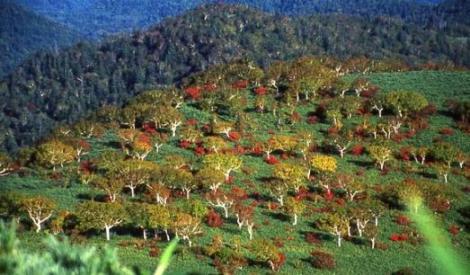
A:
1;70;469;274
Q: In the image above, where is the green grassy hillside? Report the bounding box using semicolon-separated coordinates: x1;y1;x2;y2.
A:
0;68;469;274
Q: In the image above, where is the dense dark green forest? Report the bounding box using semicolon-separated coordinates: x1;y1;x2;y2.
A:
4;0;466;79
0;3;82;78
15;0;465;39
1;3;468;152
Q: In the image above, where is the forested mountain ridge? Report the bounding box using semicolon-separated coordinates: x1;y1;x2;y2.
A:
0;4;468;152
15;0;454;39
0;2;82;78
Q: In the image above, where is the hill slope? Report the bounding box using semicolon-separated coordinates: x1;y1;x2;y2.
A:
15;0;448;38
0;2;82;77
0;4;469;152
0;66;469;274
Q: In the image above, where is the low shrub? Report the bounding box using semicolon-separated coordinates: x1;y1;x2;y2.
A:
310;250;335;269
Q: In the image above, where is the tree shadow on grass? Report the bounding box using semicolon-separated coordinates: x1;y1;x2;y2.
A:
76;193;112;203
299;230;334;242
264;211;290;222
221;227;241;235
102;140;122;149
417;171;436;179
345;235;367;246
347;159;373;168
457;206;470;229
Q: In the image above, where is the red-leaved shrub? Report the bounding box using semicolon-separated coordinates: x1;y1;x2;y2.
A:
142;122;157;134
448;224;460;236
295;187;310;200
399;147;411;161
232;80;248;90
439;128;454;136
272;253;286;271
350;144;364;156
307;115;319;124
231;187;248;201
390;233;409;242
324;190;334;201
305;233;322;245
395;215;410;226
179;140;191;149
228;131;241;141
149;246;160;257
311;251;335;269
194;146;206;156
265;155;279;165
186;118;198;126
206;210;224;228
251;144;263;156
327;127;339;136
266;202;279;210
254;86;267;95
429;198;450;213
185;86;202;100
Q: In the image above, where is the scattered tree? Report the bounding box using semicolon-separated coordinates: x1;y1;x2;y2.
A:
284;197;305;226
36;140;75;171
172;212;202;247
203;153;242;181
368;144;392;170
0;153;13;176
21;196;55;233
250;239;285;272
273;162;307;192
316;212;349;247
76;201;128;241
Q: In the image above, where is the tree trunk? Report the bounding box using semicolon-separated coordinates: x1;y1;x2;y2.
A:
278;196;284;206
293;214;298;226
185;189;191;200
34;221;41;233
224;171;231;181
265;151;271;159
129;186;135;198
105;226;111;241
223;206;229;218
371;238;375;249
337;147;346;158
247;224;254;240
236;215;243;229
337;235;342;247
269;260;275;271
143;229;147;240
164;229;170;241
379;161;385;171
443;173;448;183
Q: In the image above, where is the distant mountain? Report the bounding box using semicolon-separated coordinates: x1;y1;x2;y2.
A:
15;0;207;38
15;0;451;39
0;2;82;78
435;0;470;25
1;4;468;152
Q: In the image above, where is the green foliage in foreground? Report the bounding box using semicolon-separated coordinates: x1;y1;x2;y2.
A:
0;221;133;275
154;238;179;275
408;206;469;275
